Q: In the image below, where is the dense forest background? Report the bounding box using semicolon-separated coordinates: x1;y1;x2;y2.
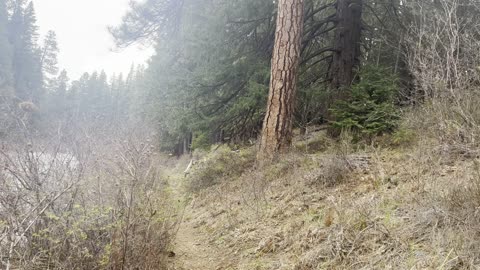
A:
2;0;477;155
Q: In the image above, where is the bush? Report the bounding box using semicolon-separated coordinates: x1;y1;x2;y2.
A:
330;66;400;140
191;132;211;150
294;133;331;154
314;156;352;186
0;130;179;270
187;145;255;192
390;126;416;147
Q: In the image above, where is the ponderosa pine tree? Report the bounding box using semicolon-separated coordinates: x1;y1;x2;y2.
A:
257;0;305;162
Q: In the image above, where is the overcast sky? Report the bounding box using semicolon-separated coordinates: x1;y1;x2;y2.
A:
33;0;154;80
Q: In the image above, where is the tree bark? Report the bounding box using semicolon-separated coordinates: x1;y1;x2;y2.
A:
329;0;363;91
257;0;305;162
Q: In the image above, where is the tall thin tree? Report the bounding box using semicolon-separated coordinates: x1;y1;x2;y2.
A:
329;0;363;91
0;0;13;94
257;0;305;162
40;30;59;89
9;1;43;102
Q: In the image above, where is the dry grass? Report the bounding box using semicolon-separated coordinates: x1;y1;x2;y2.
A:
294;131;332;154
172;129;480;269
165;1;480;268
186;145;256;192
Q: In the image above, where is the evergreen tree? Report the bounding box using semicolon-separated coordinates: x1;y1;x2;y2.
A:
129;65;146;120
0;0;13;95
97;70;109;117
76;72;90;119
329;0;363;92
55;69;68;97
9;1;43;102
40;30;59;89
257;0;305;162
123;66;136;119
43;69;68;120
111;73;125;121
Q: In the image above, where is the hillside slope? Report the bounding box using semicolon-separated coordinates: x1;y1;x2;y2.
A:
166;132;480;269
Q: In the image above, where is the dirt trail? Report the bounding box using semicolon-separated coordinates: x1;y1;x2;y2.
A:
171;204;223;270
167;172;229;270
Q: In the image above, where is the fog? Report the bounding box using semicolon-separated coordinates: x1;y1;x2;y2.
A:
34;0;154;79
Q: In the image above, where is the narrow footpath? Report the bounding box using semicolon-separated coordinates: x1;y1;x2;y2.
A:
166;171;231;270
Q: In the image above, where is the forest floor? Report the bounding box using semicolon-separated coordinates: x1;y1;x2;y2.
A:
163;130;480;269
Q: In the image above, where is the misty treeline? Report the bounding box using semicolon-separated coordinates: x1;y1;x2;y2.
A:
0;0;147;139
3;0;480;155
0;1;178;269
1;0;480;269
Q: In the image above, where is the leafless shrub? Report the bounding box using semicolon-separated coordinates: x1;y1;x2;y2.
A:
443;160;480;223
312;155;352;187
308;133;366;187
0;96;28;140
0;134;87;269
97;132;179;270
403;0;480;148
0;120;178;269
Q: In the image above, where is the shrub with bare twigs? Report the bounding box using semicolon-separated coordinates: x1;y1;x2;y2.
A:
0;117;179;269
402;0;480;151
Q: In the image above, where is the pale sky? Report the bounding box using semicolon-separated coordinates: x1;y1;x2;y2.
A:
33;0;154;80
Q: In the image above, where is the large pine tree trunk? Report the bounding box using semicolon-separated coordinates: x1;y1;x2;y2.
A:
329;0;363;91
257;0;305;162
